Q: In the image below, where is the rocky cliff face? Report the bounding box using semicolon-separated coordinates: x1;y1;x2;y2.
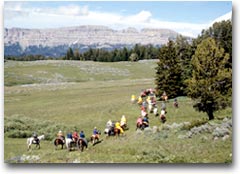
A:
4;25;179;57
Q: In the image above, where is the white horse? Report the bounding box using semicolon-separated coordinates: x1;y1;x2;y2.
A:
27;134;45;151
65;138;77;151
153;107;159;116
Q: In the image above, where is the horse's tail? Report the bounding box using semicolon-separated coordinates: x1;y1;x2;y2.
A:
54;139;57;146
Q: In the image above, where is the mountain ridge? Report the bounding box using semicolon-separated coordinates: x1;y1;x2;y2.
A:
4;25;183;57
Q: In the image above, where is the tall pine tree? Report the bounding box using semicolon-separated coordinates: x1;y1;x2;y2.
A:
155;40;182;99
187;38;231;120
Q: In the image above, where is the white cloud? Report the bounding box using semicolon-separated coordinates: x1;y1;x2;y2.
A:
4;4;232;38
57;5;89;16
210;11;232;26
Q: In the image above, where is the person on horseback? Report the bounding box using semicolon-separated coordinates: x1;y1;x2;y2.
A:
137;96;143;105
106;119;113;128
142;116;149;128
67;131;73;140
57;130;65;143
160;108;167;123
131;94;136;103
120;115;127;128
79;130;88;147
92;127;100;140
173;98;179;108
162;91;168;101
105;120;114;135
32;132;39;142
72;131;79;142
142;100;147;110
141;106;148;117
136;116;143;130
115;121;124;134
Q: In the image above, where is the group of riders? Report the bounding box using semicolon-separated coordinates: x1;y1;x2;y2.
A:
31;89;179;150
133;89;179;129
104;115;128;136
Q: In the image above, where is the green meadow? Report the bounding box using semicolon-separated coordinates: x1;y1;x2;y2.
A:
4;60;232;163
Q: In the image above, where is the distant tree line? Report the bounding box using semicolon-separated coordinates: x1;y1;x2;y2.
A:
4;43;160;62
4;54;55;61
155;20;232;120
62;44;160;62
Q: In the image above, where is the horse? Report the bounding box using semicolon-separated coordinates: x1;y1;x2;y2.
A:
174;101;179;108
113;127;121;136
160;114;166;123
90;131;101;144
161;95;168;102
27;134;45;151
65;138;78;151
54;136;65;150
105;126;115;137
153;107;159;116
136;122;143;130
77;138;88;152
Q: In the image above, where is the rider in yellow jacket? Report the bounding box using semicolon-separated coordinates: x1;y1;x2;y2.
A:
115;121;124;134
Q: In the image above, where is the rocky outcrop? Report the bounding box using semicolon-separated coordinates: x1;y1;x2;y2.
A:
4;25;179;49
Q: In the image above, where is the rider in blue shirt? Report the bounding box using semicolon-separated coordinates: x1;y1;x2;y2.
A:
79;130;88;147
67;132;72;139
79;131;85;138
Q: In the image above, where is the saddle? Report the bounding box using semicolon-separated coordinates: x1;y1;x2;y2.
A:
33;138;39;144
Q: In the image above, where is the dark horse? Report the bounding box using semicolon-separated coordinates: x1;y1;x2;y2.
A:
160;115;166;123
136;122;143;130
174;101;179;108
77;138;88;152
54;137;65;149
113;127;121;136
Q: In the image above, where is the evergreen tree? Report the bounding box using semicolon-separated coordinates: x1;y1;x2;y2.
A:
155;40;182;99
194;20;232;68
187;38;231;120
74;49;80;60
66;47;74;60
175;35;195;95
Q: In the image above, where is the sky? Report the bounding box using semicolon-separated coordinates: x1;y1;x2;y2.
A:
4;1;232;37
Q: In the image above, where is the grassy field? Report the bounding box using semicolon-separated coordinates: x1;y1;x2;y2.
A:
4;60;232;163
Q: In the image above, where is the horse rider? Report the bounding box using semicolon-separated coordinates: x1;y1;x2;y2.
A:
142;116;149;128
106;119;113;128
32;132;39;142
136;116;143;129
79;130;88;148
141;106;148;117
173;98;179;108
120;115;127;128
137;96;143;105
142;100;147;110
66;131;73;140
57;130;65;143
72;131;79;142
115;121;124;135
162;91;168;101
92;127;100;140
160;108;167;122
131;94;136;103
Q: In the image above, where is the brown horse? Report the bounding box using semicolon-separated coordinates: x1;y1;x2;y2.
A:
161;95;168;102
90;131;101;144
54;137;65;149
77;138;88;152
160;114;166;123
113;127;121;136
136;122;143;130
